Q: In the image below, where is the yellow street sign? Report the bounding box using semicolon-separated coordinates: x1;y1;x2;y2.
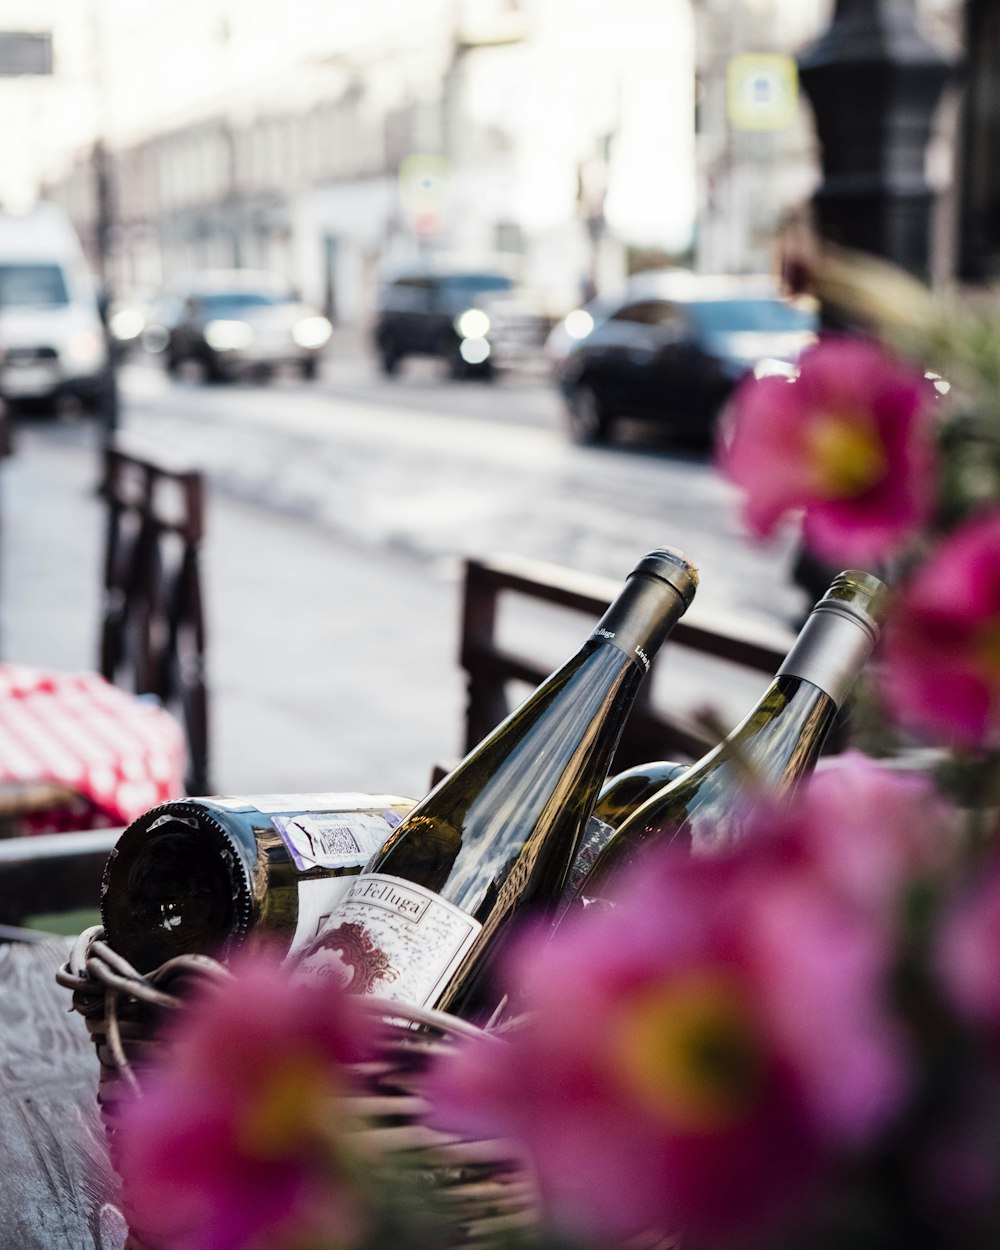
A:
398;154;452;216
727;53;798;131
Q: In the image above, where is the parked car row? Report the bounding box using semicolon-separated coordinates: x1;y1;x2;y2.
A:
106;256;817;453
370;260;817;449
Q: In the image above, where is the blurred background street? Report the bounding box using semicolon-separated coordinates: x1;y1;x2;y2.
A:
2;334;802;799
0;0;971;801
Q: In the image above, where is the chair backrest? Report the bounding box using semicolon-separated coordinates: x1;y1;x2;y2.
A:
99;438;209;793
457;553;799;772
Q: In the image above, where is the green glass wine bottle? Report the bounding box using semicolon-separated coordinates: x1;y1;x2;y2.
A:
102;792;416;971
566;569;886;909
295;548;699;1017
593;759;690;827
558;759;689;908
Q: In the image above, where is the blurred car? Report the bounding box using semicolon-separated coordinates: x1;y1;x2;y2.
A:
554;271;818;446
143;271;332;382
0;203;116;420
543;296;616;370
372;261;551;379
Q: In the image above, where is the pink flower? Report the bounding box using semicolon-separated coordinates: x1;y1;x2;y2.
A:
114;950;377;1250
880;508;1000;747
777;752;954;919
936;851;1000;1039
720;337;937;565
426;839;908;1246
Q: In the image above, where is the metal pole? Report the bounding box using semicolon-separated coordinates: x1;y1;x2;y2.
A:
797;0;953;278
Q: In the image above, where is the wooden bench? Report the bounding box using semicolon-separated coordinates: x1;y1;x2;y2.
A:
0;828;121;936
438;553;799;783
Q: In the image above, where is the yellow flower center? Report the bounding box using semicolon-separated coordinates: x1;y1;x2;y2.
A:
806;410;888;499
610;973;763;1133
235;1053;335;1160
975;619;1000;687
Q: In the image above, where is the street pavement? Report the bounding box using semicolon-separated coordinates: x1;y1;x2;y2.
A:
1;414;465;805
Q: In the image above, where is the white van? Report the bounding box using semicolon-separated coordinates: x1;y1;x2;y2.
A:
0;203;115;419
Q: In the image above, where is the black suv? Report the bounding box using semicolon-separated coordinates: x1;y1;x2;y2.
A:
373;264;521;379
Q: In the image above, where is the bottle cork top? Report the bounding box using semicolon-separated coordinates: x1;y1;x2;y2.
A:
631;548;699;608
816;569;888;643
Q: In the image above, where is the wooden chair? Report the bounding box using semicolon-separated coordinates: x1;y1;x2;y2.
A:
99;437;209;794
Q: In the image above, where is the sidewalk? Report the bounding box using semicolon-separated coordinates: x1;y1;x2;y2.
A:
0;416;464;804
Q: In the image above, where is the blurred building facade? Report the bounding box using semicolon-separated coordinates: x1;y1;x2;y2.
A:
0;0;964;320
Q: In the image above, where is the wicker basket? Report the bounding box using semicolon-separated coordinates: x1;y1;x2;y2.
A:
56;926;541;1250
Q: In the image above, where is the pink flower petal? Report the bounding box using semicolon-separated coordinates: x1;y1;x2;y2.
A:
721;337;937;565
881;509;1000;745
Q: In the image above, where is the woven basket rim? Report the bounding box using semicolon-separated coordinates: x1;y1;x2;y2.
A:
56;925;507;1044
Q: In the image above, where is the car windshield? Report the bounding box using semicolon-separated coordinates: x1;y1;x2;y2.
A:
437;274;513;294
688;298;815;333
199;292;286;315
0;264;70;308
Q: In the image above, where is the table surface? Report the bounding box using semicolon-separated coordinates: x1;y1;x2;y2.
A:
0;937;127;1250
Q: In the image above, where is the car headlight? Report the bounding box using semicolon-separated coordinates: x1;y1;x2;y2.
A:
204;319;254;351
292;315;333;349
563;309;594;340
141;324;169;354
459;337;491;365
66;330;106;366
455;308;490;340
109;308;145;342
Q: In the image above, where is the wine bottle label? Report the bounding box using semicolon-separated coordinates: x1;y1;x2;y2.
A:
288;876;356;955
294;872;483;1007
272;812;402;872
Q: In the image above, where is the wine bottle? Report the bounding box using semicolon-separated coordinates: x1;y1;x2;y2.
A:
101;792;416;972
295;548;699;1017
558;759;689;908
593;759;690;827
567;569;886;907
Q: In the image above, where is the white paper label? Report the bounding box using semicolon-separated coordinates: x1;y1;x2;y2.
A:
289;876;356;955
272;813;396;872
251;793;382;814
294;872;483;1007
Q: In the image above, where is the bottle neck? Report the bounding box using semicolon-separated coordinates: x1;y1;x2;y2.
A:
777;597;878;710
716;673;836;787
592;575;687;674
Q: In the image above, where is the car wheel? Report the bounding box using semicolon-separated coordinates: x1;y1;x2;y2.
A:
446;343;469;380
565;382;611;445
377;338;400;376
201;351;227;384
87;369;119;431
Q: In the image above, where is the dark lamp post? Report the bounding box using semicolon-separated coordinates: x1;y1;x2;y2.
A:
797;0;953;277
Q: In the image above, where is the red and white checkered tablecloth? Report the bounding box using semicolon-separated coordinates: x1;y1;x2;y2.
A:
0;664;187;832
